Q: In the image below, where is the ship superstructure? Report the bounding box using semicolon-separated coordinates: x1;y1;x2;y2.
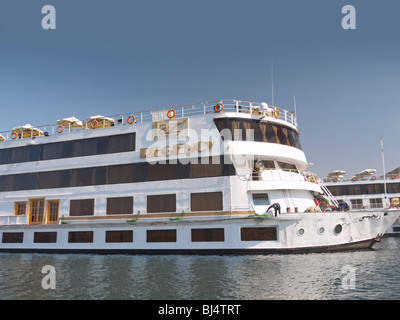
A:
0;100;397;253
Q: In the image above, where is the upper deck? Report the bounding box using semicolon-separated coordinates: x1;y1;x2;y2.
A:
0;99;297;143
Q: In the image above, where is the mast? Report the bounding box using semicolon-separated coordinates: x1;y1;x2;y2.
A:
381;137;387;200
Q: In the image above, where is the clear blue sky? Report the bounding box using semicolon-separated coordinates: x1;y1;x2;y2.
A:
0;0;399;179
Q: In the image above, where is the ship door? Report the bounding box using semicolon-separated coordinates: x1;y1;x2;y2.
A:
28;198;45;225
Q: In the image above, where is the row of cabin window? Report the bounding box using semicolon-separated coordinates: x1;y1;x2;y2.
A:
1;227;278;244
71;192;223;216
0;133;136;165
328;182;400;196
214;118;302;150
0;156;235;192
13;192;224;222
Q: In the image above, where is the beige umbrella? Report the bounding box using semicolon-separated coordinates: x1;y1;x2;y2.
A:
84;115;115;129
12;124;43;139
57;116;83;128
56;116;84;133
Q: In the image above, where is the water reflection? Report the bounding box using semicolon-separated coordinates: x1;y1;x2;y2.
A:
0;238;399;300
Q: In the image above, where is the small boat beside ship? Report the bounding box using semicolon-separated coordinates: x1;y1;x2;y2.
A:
0;99;398;254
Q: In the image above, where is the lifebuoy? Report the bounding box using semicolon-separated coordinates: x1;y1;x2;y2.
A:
127;115;136;124
11;131;17;140
371;176;376;180
333;177;338;182
57;125;64;133
392;174;397;180
352;177;358;182
214;103;224;113
91;120;99;129
167;109;176;119
273;109;280;118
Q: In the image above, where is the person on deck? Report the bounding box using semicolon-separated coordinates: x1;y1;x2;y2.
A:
266;203;281;217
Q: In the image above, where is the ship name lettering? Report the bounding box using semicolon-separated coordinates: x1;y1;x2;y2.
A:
140;141;215;159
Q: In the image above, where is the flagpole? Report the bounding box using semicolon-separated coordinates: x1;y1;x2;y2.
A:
381;137;387;200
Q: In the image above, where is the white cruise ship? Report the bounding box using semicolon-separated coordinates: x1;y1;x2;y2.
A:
0;99;398;254
324;169;400;237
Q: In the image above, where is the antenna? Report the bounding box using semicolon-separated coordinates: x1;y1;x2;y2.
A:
271;61;275;106
293;95;297;118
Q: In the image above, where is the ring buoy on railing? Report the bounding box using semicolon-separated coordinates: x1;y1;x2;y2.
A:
352;177;358;182
392;174;397;180
273;109;280;119
214;103;224;113
57;125;64;133
371;176;376;180
11;131;17;140
333;177;338;182
167;109;176;119
127;115;136;124
91;120;99;129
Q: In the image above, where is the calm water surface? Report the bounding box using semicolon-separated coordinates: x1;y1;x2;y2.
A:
0;237;399;300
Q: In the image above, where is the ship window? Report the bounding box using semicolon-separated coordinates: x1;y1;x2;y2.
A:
69;199;95;216
252;193;270;206
190;157;222;178
73;137;99;157
68;231;94;243
147;194;176;213
47;200;60;224
214;118;302;150
108;133;136;153
241;227;277;241
147;162;177;181
350;199;363;209
191;192;223;211
105;230;133;243
348;184;362;195
370;198;383;208
28;199;45;225
38;170;71;189
0;133;136;165
146;229;176;242
41;142;63;160
388;183;400;193
34;232;57;243
191;228;225;242
7;173;38;191
106;197;134;215
14;202;27;215
0;156;235;193
0;148;10;165
107;164;135;184
277;161;297;171
367;184;383;194
2;232;24;243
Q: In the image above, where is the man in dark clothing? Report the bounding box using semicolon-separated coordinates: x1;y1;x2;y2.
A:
266;203;281;217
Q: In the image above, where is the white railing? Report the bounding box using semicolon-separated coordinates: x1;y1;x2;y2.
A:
0;99;297;141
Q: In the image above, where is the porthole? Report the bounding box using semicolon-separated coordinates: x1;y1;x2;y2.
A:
334;224;343;235
297;228;305;236
317;227;325;235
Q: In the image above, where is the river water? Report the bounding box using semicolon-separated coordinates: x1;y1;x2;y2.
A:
0;237;399;300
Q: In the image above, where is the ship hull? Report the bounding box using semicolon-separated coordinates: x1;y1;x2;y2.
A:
0;209;397;254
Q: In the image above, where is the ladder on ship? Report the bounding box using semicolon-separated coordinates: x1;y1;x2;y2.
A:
318;179;339;208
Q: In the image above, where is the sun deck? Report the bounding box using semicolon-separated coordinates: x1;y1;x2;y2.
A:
0;100;297;141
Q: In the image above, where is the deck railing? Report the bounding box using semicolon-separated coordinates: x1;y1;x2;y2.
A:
0;99;297;141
